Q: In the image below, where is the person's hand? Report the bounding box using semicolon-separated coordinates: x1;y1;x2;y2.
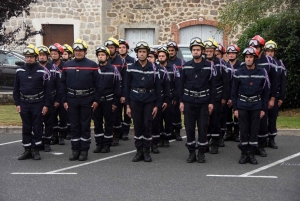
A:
16;105;21;113
180;102;184;114
54;102;60;108
120;97;125;104
260;111;265;119
268;99;274;109
278;100;283;107
64;102;68;111
112;104;117;112
234;110;238;119
221;99;226;106
208;104;214;115
126;106;131;118
42;106;48;116
91;102;98;112
227;99;232;108
162;103;167;112
152;106;158;119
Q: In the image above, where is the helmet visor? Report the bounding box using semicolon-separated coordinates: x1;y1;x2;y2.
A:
23;47;36;55
249;39;259;47
72;43;85;50
105;40;115;47
167;41;177;47
243;47;256;55
265;43;277;50
226;45;238;53
38;46;49;54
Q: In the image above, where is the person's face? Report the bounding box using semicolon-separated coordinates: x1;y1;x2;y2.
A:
74;49;85;60
50;51;60;60
205;48;215;60
158;52;167;64
38;53;48;62
265;49;275;57
245;55;255;66
62;52;69;60
107;45;117;56
119;44;127;55
192;46;202;59
25;55;36;64
215;50;222;59
137;49;148;61
147;54;156;63
97;52;108;64
167;47;177;58
227;52;237;61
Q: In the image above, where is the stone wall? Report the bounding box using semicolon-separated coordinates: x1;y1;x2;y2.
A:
0;92;14;105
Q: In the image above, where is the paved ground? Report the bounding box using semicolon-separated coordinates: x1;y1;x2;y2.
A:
0;132;300;201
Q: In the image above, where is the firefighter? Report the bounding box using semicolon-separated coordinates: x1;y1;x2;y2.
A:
125;41;161;162
49;43;67;145
167;41;184;141
62;44;73;62
37;45;60;152
61;39;99;161
249;35;278;157
93;46;121;153
105;37;127;146
13;44;51;160
180;37;216;163
204;38;229;154
224;44;242;142
231;47;270;164
264;40;286;149
118;38;135;140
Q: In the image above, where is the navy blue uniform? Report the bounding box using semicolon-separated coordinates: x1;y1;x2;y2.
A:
125;60;161;148
268;59;286;138
168;57;185;131
42;62;61;144
152;64;170;145
256;54;278;145
231;64;270;152
108;55;127;139
208;58;230;143
13;62;51;149
60;57;99;152
180;59;216;152
94;63;121;147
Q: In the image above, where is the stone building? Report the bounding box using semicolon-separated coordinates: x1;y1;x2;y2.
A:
5;0;233;59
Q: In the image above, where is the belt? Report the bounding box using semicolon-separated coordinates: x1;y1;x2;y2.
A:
51;90;56;97
100;94;113;102
216;86;223;94
67;88;94;96
184;89;210;97
20;91;44;101
238;94;261;102
131;88;154;93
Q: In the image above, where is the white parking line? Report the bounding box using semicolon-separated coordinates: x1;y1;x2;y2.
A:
11;173;77;175
207;151;300;179
0;140;21;146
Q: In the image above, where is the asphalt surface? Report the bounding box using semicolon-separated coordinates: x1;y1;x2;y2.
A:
0;133;300;201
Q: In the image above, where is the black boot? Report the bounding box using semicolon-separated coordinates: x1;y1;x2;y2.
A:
93;145;103;153
151;144;160;154
197;150;206;163
50;131;59;145
219;130;225;147
112;132;120;146
79;151;88;161
157;136;164;147
174;129;182;141
210;138;219;154
143;147;152;162
164;138;170;147
224;126;233;141
101;145;110;153
257;143;267;157
18;148;32;160
31;149;41;160
58;132;65;145
122;133;129;141
132;148;144;162
234;126;240;142
239;152;248;164
69;151;80;161
268;137;278;149
187;151;196;163
249;151;258;164
44;144;51;152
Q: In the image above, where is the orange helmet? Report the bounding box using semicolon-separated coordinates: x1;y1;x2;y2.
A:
49;43;64;54
249;35;265;47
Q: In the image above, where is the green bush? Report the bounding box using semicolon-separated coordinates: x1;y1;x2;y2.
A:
237;11;300;109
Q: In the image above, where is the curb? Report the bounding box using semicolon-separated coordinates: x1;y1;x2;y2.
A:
1;126;300;136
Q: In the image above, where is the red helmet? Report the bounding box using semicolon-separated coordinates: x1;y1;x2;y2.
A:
216;43;226;54
49;43;64;54
249;35;265;47
226;44;240;53
243;46;259;58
